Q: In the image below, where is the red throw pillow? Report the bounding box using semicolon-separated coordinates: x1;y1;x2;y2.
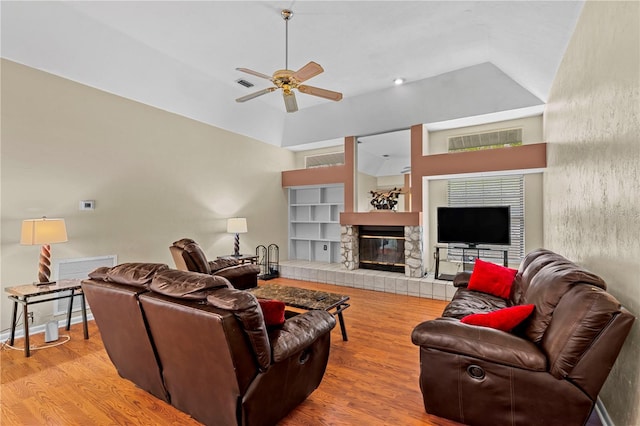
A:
467;258;518;299
461;304;535;332
258;299;286;327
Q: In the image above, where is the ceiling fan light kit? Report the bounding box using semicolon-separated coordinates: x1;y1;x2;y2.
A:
283;91;298;113
235;9;343;113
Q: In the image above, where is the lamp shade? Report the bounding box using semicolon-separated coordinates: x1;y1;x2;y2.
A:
20;218;68;245
227;217;248;234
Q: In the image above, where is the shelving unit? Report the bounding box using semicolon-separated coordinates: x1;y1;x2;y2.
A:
289;185;344;263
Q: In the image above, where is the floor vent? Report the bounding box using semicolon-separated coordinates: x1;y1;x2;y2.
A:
52;255;117;315
305;151;345;168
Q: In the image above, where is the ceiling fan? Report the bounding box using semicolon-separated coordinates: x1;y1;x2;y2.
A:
235;9;343;113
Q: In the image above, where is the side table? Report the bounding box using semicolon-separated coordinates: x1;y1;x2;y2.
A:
217;254;259;265
4;279;89;357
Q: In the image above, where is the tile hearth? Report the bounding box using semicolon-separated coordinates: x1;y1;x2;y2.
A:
277;260;457;301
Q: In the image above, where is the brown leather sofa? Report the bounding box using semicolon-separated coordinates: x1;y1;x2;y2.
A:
411;249;635;426
83;263;336;426
81;262;170;402
170;238;260;289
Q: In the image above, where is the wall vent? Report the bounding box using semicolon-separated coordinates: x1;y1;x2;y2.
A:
448;128;523;151
236;79;255;88
305;152;345;168
53;255;117;315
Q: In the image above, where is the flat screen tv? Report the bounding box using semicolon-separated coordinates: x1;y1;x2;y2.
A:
437;206;511;247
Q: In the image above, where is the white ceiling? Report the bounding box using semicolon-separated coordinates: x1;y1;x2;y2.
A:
1;1;584;155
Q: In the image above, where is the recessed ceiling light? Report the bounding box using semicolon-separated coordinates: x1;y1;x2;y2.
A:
394;78;405;85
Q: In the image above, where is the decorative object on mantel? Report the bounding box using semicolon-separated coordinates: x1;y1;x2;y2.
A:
227;217;248;257
370;187;403;210
20;217;68;285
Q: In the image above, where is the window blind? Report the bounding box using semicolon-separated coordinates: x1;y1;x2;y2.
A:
447;176;525;265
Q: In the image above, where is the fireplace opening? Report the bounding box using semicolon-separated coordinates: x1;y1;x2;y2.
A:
359;226;405;273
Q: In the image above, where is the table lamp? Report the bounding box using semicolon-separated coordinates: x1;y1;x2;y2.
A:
227;217;247;257
20;217;68;285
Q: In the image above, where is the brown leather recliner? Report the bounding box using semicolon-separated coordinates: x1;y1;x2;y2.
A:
81;262;171;402
411;249;635;426
170;238;260;289
82;263;336;426
141;268;336;426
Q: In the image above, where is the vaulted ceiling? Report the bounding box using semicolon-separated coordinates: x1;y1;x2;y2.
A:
1;1;584;151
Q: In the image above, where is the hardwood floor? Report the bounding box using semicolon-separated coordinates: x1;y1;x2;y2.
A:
276;279;457;426
2;277;455;425
1;277;557;425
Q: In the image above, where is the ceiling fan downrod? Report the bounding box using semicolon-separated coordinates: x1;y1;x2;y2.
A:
282;9;293;71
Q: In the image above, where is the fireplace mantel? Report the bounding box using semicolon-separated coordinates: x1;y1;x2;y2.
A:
340;212;422;226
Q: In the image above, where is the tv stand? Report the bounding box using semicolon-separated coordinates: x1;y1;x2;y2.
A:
434;245;509;281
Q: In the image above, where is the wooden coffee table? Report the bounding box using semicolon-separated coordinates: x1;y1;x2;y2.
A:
250;283;350;341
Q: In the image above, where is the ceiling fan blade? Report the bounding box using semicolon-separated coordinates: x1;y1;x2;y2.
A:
236;87;276;103
298;85;343;101
236;68;273;80
283;91;298;113
292;61;324;83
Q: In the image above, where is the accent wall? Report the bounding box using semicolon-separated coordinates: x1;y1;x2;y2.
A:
543;2;640;424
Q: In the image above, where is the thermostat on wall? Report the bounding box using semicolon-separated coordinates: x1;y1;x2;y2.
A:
79;200;95;210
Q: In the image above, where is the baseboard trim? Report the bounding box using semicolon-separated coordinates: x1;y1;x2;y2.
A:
595;397;613;426
0;313;94;343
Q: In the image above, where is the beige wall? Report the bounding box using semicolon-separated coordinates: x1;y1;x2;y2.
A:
356;172;377;212
425;116;545;268
1;60;295;329
376;175;405;188
543;1;640;424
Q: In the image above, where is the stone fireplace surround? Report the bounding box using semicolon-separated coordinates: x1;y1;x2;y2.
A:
338;211;425;278
341;225;424;277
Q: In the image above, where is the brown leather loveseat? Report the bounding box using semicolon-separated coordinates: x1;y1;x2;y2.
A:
411;249;635;426
82;263;336;426
170;238;260;290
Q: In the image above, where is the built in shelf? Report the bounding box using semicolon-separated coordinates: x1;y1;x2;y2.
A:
289;185;344;263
